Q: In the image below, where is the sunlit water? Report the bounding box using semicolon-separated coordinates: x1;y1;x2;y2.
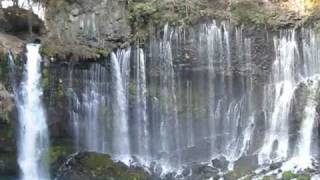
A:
16;44;49;180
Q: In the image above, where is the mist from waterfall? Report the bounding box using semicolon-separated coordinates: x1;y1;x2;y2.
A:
16;44;49;180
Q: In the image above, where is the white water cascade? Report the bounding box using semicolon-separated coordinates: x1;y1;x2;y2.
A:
55;22;320;178
134;48;150;159
280;30;320;171
111;49;131;163
259;31;298;164
17;44;49;180
295;77;319;168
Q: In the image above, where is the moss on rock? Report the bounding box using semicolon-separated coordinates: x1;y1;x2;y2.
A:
230;0;271;26
40;41;106;61
127;0;227;43
49;145;73;165
0;152;17;176
282;171;311;180
54;152;150;180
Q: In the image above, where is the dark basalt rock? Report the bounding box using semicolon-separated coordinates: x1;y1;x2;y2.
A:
42;0;131;60
212;156;229;171
0;83;17;177
269;162;282;171
1;6;45;36
178;163;219;180
0;6;45;57
234;155;259;172
53;152;150;180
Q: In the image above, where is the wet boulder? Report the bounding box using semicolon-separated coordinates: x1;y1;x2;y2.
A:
224;155;259;179
234;155;258;172
212;156;229;171
269;162;282;171
186;163;220;180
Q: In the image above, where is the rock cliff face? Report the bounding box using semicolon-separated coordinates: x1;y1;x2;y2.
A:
40;0;320;61
0;82;15;176
0;6;45;177
0;6;45;55
43;0;131;60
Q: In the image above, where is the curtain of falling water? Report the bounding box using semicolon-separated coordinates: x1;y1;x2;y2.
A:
16;44;49;180
260;29;320;170
66;63;108;152
64;21;258;170
110;49;131;162
60;21;320;173
259;30;299;164
133;48;150;159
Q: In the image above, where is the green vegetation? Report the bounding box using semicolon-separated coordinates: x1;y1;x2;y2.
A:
39;43;63;59
262;176;276;180
95;48;108;59
0;152;17;175
230;0;285;27
282;171;311;180
231;1;270;26
79;153;149;179
0;121;14;140
129;2;159;28
42;66;50;93
128;0;221;42
224;169;253;180
0;52;9;83
129;82;137;96
48;145;73;165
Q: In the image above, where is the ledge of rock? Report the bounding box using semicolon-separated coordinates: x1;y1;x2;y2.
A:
0;32;24;55
42;0;130;61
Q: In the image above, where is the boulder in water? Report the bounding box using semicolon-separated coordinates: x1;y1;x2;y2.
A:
224;155;258;179
269;162;282;170
185;163;219;180
212;156;229;171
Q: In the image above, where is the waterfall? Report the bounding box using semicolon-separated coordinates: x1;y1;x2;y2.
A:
16;44;49;180
297;77;319;167
197;22;256;166
259;31;298;164
158;24;181;167
58;21;320;177
205;22;220;155
111;49;131;162
134;48;150;159
81;64;107;152
66;63;108;152
280;76;320;171
258;29;320;171
280;29;320;170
